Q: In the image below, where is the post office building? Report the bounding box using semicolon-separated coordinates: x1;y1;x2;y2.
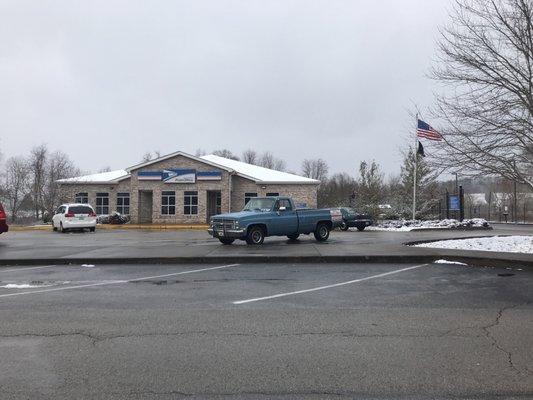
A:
57;151;320;224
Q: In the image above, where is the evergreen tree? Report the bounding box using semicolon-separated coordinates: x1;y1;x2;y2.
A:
356;160;384;215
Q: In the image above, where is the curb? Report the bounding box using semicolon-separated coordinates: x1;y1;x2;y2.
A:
0;255;531;269
8;224;210;232
410;226;493;232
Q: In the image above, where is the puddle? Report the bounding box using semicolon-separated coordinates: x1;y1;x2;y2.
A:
498;273;515;277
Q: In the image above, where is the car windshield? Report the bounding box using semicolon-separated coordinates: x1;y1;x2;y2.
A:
243;198;276;212
68;206;93;214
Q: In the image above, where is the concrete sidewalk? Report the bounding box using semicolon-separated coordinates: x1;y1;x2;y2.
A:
0;224;532;267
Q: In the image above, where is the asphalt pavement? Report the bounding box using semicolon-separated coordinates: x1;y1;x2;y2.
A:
0;261;531;399
0;224;532;266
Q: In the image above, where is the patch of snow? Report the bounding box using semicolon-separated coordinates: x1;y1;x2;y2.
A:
415;236;533;254
368;218;490;232
200;154;320;184
81;264;95;268
1;283;51;289
433;259;468;265
57;169;129;183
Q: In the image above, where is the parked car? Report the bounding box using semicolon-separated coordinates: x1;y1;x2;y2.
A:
0;202;9;234
208;196;343;245
338;207;373;231
52;204;97;233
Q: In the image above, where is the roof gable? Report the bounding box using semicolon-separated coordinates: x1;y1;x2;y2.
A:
126;151;233;172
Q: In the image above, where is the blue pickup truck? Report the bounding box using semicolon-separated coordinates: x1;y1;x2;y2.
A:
208;196;342;245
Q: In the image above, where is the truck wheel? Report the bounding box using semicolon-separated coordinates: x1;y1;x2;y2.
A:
340;221;349;231
219;238;235;245
357;226;365;231
314;222;330;242
246;226;265;245
287;233;299;241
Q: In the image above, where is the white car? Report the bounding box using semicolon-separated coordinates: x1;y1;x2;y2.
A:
52;204;97;233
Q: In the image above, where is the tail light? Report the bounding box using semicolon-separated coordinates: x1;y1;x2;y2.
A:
65;212;75;218
89;212;97;217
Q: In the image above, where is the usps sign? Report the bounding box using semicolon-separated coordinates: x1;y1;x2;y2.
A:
163;169;196;183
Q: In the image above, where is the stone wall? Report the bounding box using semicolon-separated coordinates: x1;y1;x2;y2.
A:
129;154;231;224
57;179;132;214
230;176;318;211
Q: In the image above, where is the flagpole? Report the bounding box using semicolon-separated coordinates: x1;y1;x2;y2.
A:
412;113;417;220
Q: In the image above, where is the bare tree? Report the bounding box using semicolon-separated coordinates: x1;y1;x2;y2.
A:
301;159;329;181
195;148;207;157
317;173;356;208
43;151;80;218
357;160;384;214
431;0;533;189
2;156;30;222
242;149;258;164
28;145;48;218
259;152;286;171
98;166;112;173
212;149;240;160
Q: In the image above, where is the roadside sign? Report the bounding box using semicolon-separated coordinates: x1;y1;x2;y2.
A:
449;195;460;211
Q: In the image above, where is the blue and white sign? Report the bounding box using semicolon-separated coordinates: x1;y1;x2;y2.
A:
197;171;222;181
449;195;460;211
138;169;222;183
138;171;162;181
162;169;196;183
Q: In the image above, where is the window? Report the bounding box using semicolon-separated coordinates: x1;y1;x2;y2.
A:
161;191;176;215
95;193;109;215
243;198;276;212
216;192;222;215
116;193;130;215
276;199;292;211
184;191;198;215
67;205;94;214
75;192;88;204
266;192;279;197
244;192;257;206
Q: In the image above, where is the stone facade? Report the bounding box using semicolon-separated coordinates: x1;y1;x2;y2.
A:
58;153;319;224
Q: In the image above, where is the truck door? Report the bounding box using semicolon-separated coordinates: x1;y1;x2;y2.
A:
270;199;298;235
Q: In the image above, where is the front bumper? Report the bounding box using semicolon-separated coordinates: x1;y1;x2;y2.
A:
208;228;246;239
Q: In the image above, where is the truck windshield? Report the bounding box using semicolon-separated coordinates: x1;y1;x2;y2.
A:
243;198;276;212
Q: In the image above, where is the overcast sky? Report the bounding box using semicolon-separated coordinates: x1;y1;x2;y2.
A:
0;0;450;177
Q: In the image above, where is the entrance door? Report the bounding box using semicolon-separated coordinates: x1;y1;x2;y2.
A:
138;191;153;224
206;191;222;222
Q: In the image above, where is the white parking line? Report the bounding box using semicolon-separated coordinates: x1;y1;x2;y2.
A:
0;264;240;298
233;264;428;304
0;265;58;273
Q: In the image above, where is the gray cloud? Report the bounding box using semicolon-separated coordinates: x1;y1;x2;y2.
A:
0;0;450;176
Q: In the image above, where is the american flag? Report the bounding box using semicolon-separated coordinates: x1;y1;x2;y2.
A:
417;119;443;141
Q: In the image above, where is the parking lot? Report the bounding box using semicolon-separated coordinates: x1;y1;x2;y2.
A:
1;224;532;264
0;261;531;399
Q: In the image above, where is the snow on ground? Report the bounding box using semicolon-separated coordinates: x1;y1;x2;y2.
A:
433;259;468;265
415;236;533;254
367;218;490;232
1;283;52;289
